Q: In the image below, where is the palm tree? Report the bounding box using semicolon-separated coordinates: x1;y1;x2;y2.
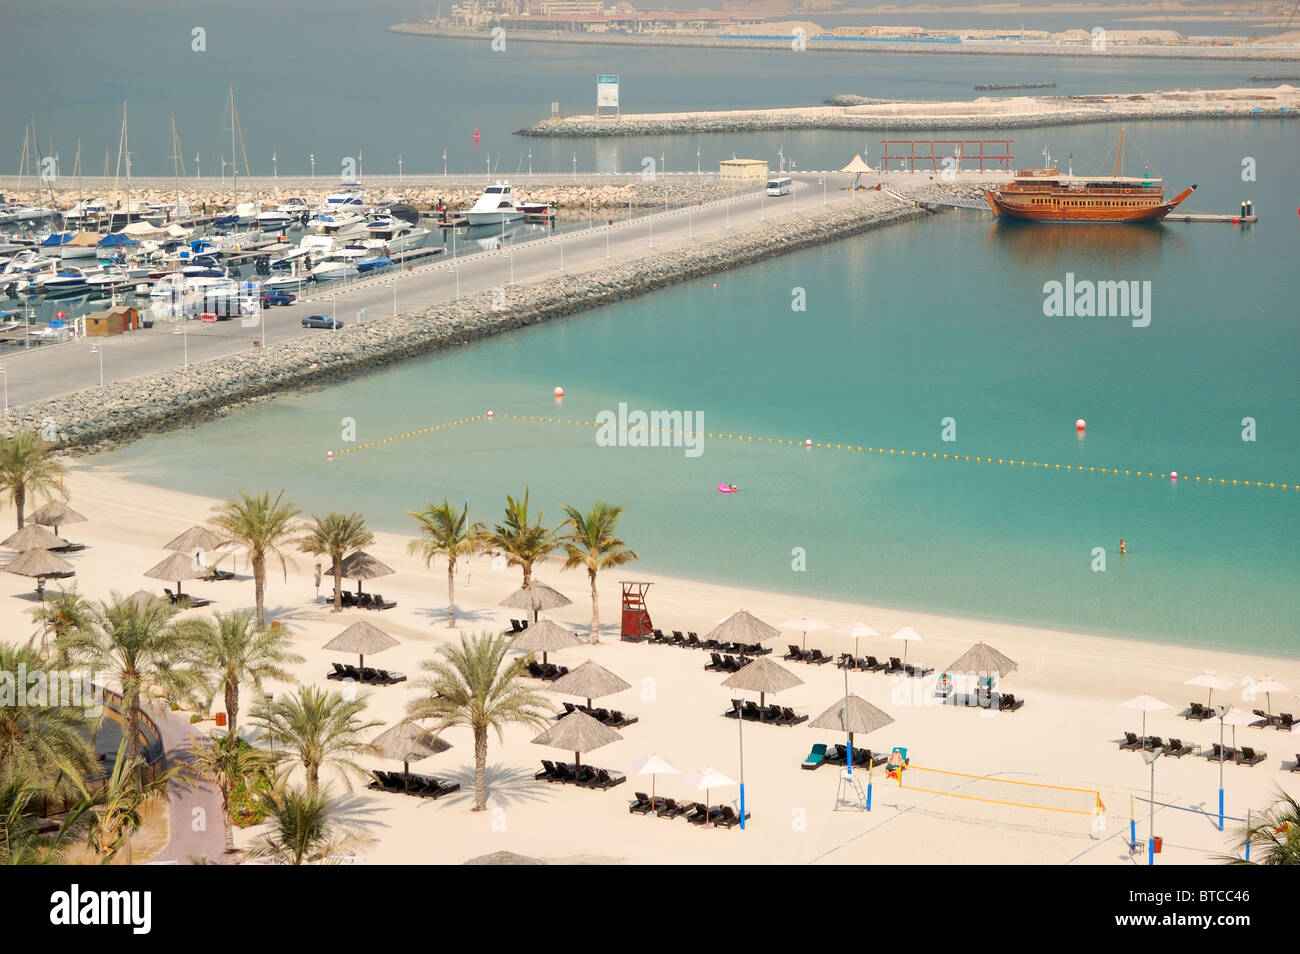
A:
1219;787;1300;865
76;739;180;863
408;500;483;627
297;512;374;613
190;609;304;739
186;733;274;855
209;490;301;627
59;592;206;766
406;632;551;811
0;431;66;530
560;502;638;644
28;585;94;663
0;771;92;865
0;644;98;802
244;784;361;865
479;488;559;596
252;686;380;796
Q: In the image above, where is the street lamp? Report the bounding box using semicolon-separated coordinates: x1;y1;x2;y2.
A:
1142;748;1162;865
0;363;7;418
309;154;315;180
173;322;188;367
89;344;103;386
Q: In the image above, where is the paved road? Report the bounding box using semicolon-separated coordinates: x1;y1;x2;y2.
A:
2;172;944;410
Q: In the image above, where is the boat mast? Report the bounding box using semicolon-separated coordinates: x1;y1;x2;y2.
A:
1114;129;1124;179
229;86;238;213
169;114;185;221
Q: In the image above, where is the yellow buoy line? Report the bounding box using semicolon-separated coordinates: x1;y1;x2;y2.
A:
333;412;1297;492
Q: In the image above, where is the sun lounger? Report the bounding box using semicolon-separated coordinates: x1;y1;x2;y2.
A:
536;759;558;781
835;653;855;670
1235;746;1266;767
1292;755;1300;773
781;706;807;726
630;792;655;814
1184;702;1208;720
1143;736;1165;752
1163;738;1195;758
806;649;832;666
683;633;702;648
609;710;637;727
328;662;350;681
656;797;685;818
705;652;727;672
724;698;742;719
1276;713;1295;731
783;644;806;662
1119;732;1143;751
741;701;762;721
685;802;710;824
1204;743;1235;763
1250;709;1272;728
998;693;1024;712
887;657;905;674
803;743;828;770
715;805;749;829
824;744;848;766
670;631;686;647
562;702;577;716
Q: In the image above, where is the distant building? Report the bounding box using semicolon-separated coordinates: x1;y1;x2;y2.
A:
525;0;605;14
723;0;796;14
719;158;769;183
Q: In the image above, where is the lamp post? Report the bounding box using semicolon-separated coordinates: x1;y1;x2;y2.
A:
0;364;7;419
1217;704;1227;831
173;322;188;367
309;154;315;180
1143;748;1162;865
89;344;103;386
737;695;746;831
442;150;448;177
820;177;826;205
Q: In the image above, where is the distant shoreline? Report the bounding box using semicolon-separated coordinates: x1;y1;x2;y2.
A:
389;21;1300;63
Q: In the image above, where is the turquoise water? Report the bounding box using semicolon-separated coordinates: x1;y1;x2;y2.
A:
97;119;1300;656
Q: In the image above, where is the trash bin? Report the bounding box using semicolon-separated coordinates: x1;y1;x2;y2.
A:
1152;836;1163;853
215;712;227;727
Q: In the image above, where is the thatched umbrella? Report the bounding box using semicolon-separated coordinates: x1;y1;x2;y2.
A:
30;500;87;538
323;620;399;670
531;710;621;768
144;550;205;598
809;694;895;754
338;550;394;596
4;547;76;595
2;524;68;551
510;618;581;664
463;850;546;865
163;525;222;555
126;589;165;611
721;654;803;710
946;642;1018;690
704;609;780;651
550;660;631;709
501;580;572;622
370;720;451;789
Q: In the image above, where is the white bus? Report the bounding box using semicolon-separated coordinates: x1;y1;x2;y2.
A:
766;176;792;197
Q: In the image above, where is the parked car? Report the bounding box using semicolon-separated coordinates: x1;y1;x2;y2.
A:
260;289;296;306
301;314;342;329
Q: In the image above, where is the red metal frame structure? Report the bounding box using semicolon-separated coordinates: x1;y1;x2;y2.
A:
879;140;1014;172
620;581;653;642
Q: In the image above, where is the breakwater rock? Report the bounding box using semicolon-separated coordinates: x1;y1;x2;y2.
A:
13;196;927;455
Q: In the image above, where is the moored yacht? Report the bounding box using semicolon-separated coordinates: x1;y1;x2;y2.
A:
465;181;524;226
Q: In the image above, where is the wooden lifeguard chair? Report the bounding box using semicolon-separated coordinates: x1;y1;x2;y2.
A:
620;581;653;642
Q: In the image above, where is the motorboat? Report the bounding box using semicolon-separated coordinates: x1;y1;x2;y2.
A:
365;217;429;243
356;246;392;273
277;197;311;219
465;181;524;226
316;184;370;215
32;265;100;294
256;209;294;230
180;255;228;279
308;212;368;240
308;249;362;281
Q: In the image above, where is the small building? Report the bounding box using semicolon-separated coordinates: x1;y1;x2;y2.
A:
85;305;139;337
719;158;769;183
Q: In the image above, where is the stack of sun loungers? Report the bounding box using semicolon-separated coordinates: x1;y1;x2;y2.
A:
1183;702;1218;720
1249;710;1296;731
327;662;407;685
626;793;750;828
558;701;638;728
339;590;397;611
806;743;889;769
534;760;626;789
369;770;459;798
722;698;808;726
525;661;570;681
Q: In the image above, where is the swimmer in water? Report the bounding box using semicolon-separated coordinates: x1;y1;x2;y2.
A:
728;484;738;493
1119;538;1127;555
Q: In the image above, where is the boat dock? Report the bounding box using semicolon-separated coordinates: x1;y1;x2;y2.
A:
1167;211;1258;224
428;214;469;228
390;246;446;266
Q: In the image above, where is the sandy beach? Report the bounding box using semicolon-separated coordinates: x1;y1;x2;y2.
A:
6;466;1294;865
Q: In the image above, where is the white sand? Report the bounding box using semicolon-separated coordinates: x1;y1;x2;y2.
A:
5;466;1295;864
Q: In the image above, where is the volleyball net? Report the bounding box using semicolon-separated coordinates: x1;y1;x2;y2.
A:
897;765;1105;820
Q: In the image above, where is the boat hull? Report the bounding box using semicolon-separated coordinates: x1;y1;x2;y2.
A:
982;184;1195;223
465;210;524;226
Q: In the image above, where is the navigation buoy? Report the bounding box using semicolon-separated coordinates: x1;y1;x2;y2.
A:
473;126;481;143
1170;471;1178;481
712;283;717;288
487;410;494;418
554;386;564;398
326;451;334;461
805;439;813;447
1075;419;1086;432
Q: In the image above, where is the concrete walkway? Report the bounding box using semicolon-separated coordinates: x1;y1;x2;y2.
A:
144;703;228;865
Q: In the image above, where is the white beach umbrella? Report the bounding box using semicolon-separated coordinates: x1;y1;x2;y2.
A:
1219;707;1258;751
779;616;831;653
630;753;679;805
1184;670;1236;708
837;621;880;658
888;626;924;665
1119;694;1171;746
683;766;735;822
1250;675;1290;718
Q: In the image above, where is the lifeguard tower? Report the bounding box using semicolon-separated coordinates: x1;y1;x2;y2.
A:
619;581;653;642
